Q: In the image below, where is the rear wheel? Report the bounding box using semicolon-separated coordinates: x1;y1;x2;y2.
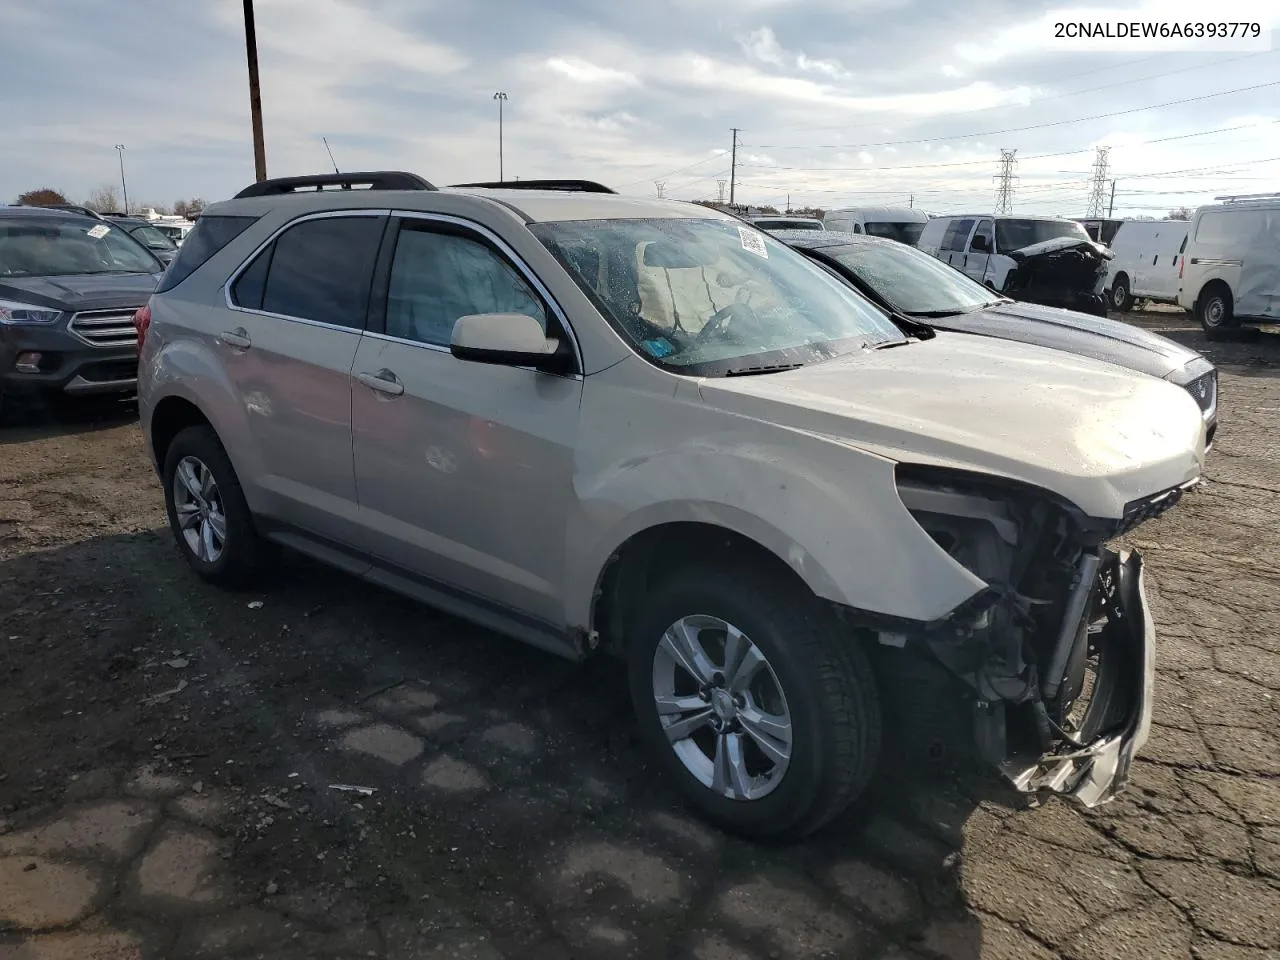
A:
162;425;271;588
1197;285;1236;340
1110;275;1134;312
627;564;881;838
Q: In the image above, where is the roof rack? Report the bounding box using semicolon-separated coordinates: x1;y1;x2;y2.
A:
233;171;437;199
449;179;616;194
1215;192;1280;203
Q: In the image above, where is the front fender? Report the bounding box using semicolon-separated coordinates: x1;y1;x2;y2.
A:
565;425;986;629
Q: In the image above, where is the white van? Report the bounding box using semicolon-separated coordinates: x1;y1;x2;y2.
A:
1105;220;1189;311
916;214;1110;315
823;206;928;244
1178;194;1280;336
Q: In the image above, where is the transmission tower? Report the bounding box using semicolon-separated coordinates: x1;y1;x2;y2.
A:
716;179;727;202
993;149;1018;214
654;180;666;199
1086;146;1111;218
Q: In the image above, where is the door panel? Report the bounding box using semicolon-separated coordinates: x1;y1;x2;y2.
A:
350;217;583;624
965;219;994;283
222;212;386;534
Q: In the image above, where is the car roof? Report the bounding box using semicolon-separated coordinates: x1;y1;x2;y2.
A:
204;175;735;225
932;213;1077;223
826;205;926;220
770;230;896;250
0;205;100;223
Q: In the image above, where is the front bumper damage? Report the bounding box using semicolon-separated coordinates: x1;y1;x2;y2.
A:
998;549;1153;806
884;470;1184;808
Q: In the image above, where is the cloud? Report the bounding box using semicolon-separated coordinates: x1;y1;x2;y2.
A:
546;57;641;86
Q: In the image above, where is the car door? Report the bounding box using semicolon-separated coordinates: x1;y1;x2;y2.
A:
222;211;386;538
349;213;583;627
942;218;975;269
965;219;994;283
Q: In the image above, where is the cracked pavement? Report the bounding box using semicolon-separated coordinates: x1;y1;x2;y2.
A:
0;312;1277;959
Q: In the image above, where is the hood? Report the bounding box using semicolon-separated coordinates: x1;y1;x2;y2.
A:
930;300;1201;380
698;335;1204;520
1010;237;1113;260
0;272;159;312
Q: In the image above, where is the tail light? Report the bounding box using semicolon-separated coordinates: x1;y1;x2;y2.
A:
132;303;152;356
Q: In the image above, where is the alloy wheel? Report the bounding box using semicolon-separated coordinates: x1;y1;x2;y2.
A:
651;614;792;801
172;455;227;563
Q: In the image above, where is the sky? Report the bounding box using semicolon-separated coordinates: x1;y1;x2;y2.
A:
1;0;1278;217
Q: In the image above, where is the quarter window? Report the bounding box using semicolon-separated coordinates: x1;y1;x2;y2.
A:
384;224;546;347
943;219;975;251
243;216;383;328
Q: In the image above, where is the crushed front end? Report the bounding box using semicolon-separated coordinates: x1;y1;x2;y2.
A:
875;466;1188;806
1003;239;1113;317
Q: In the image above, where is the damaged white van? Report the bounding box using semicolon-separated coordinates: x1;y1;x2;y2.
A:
1178;194;1280;337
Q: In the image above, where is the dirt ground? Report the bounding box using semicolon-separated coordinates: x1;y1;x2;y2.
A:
1;310;1278;960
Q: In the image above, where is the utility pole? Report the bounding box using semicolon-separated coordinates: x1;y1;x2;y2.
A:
114;144;128;214
729;128;740;206
994;149;1018;214
493;92;508;182
1108;179;1117;217
909;193;914;208
786;193;791;213
243;0;267;182
1086;146;1111;218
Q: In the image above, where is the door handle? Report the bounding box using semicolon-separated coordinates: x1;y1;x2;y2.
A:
218;328;251;349
1189;257;1200;264
356;369;404;397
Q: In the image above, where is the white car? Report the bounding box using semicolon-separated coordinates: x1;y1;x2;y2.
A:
823;206;928;244
137;172;1205;838
1178;194;1280;337
1105;220;1189;311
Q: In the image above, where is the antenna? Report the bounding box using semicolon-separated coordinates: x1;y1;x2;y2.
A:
994;149;1018;214
322;137;340;174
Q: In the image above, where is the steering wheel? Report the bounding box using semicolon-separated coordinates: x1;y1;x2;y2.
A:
695;302;748;344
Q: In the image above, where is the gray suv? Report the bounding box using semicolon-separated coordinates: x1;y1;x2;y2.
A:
138;173;1206;838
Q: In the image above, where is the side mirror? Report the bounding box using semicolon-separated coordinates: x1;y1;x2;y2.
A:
450;313;569;372
971;235;989;252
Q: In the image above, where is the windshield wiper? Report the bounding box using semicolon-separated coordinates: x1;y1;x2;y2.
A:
906;309;968;318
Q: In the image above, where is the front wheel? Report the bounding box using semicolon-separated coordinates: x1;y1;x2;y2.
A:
627;565;881;838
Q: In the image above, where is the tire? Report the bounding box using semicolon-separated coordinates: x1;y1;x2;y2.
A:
161;425;271;588
1110;275;1133;312
1197;285;1236;340
627;564;881;839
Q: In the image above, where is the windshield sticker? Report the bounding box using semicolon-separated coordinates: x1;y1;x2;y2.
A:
738;226;768;259
642;337;676;358
86;224;110;239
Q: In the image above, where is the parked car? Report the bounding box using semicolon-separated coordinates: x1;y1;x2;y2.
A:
1177;194;1280;337
823;206;928;244
0;206;163;420
137;171;1205;838
1104;220;1189;311
917;214;1112;316
778;230;1217;446
750;215;825;233
105;215;180;266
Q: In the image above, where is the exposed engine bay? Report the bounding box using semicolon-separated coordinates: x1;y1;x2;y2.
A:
1002;237;1114;318
877;466;1186;805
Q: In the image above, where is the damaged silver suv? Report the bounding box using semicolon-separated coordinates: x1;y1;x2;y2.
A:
136;173;1206;838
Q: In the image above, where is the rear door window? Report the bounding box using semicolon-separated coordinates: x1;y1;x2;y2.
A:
155;215;258;292
253;216;385;329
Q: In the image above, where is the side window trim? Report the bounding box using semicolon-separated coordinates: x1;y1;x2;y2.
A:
363;210;583;376
222;209;390;332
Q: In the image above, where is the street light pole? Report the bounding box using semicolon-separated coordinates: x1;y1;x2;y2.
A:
114;144;129;215
243;0;267;182
493;92;508;182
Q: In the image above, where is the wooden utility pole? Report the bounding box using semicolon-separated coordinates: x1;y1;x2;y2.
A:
243;0;267;182
729;128;740;206
1108;179;1117;217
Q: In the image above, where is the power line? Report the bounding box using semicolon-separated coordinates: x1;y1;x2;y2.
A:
759;50;1273;136
747;79;1280;151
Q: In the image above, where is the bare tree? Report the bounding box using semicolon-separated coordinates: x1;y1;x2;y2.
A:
17;188;69;206
172;198;206;219
84;184;121;213
1167;206;1193;221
